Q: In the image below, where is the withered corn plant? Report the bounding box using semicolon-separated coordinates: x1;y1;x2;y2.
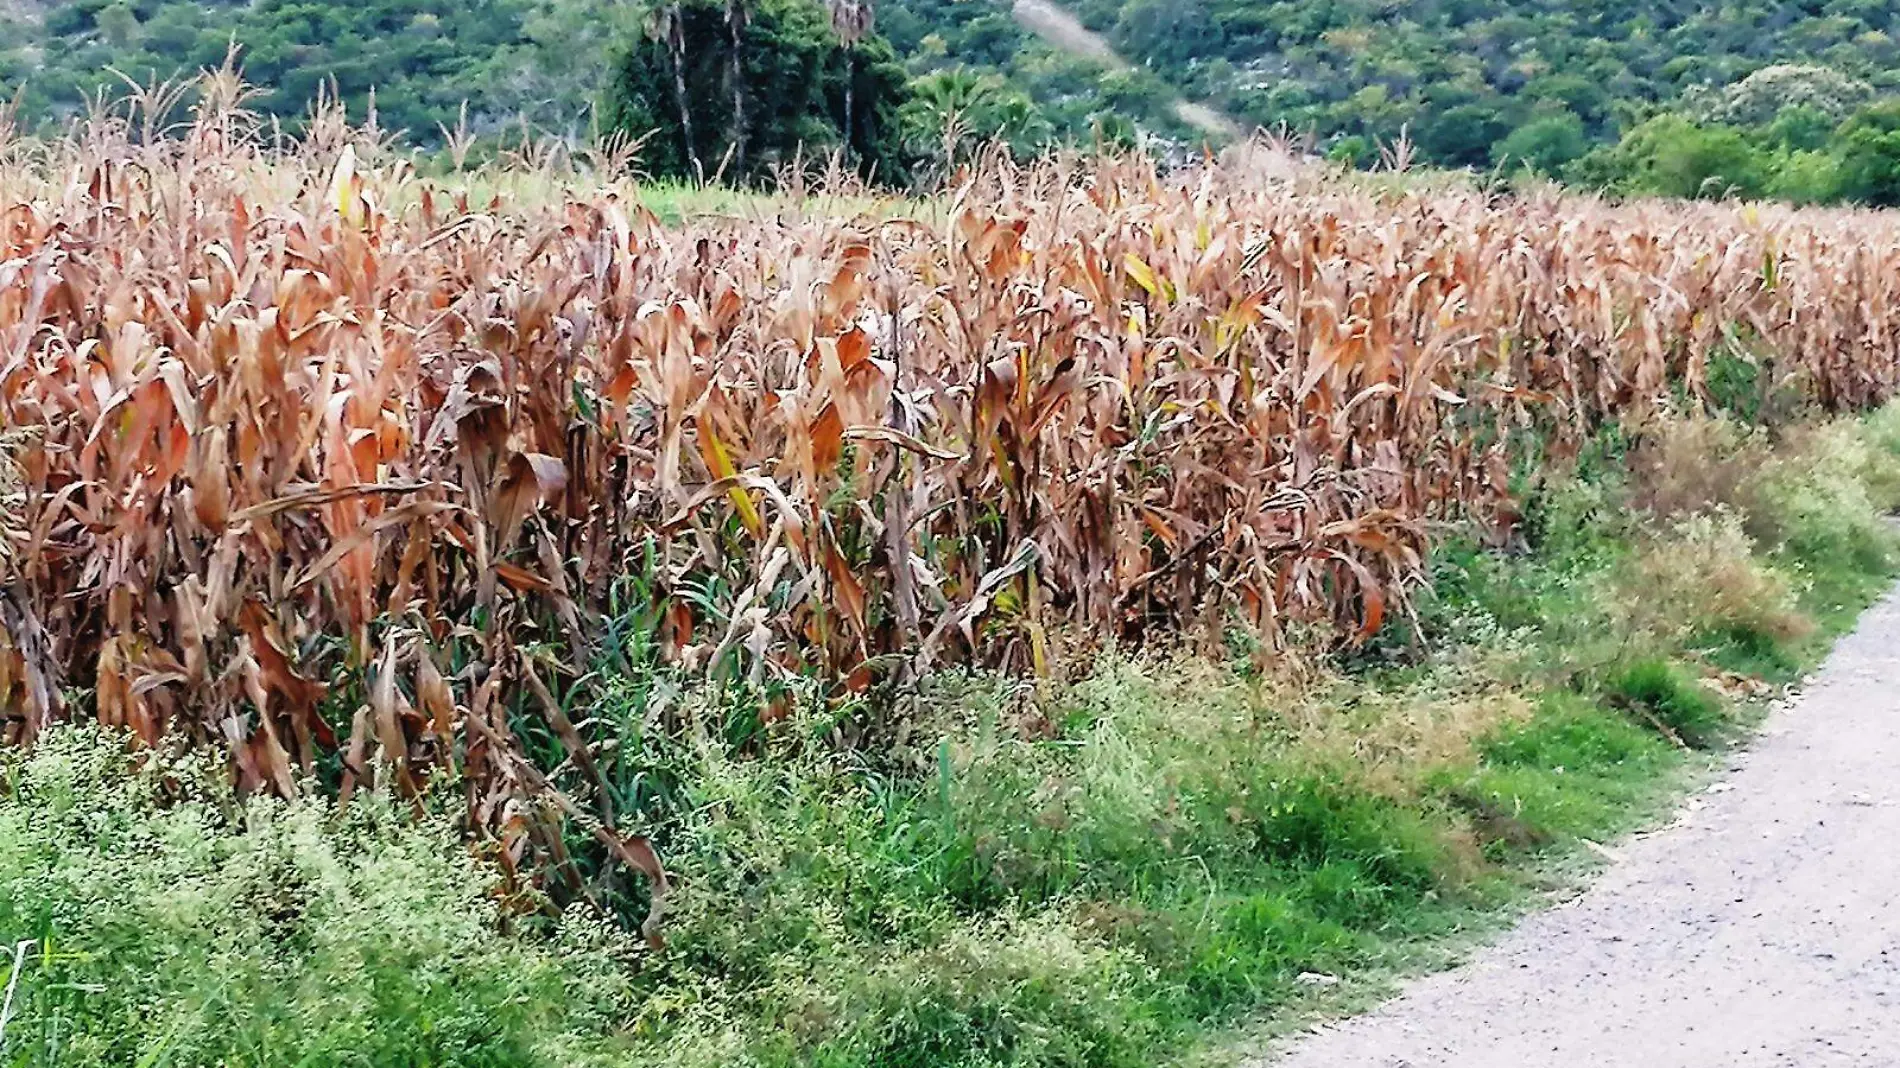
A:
4;76;1900;934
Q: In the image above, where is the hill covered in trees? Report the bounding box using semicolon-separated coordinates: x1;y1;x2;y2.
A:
0;0;1179;166
6;0;1900;201
0;0;614;139
1054;0;1900;159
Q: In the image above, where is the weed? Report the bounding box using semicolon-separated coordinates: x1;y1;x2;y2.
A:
1628;414;1769;521
1606;658;1730;749
1607;511;1811;677
0;726;639;1068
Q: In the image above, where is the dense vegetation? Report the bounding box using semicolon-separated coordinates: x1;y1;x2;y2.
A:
1539;65;1900;205
877;0;1188;150
0;0;587;137
0;729;641;1065
1053;0;1900;168
0;0;1176;168
13;0;1900;200
6;82;1900;1059
602;0;911;181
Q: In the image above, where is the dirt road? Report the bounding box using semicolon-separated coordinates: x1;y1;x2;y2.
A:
1009;0;1247;142
1264;587;1900;1067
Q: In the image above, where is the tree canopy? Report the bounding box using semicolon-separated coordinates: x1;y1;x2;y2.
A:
0;0;568;138
604;0;910;182
10;0;1900;203
1042;0;1900;171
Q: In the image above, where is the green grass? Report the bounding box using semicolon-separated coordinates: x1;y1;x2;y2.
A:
1605;658;1729;749
0;732;640;1068
631;179;942;226
1455;695;1684;847
4;404;1900;1067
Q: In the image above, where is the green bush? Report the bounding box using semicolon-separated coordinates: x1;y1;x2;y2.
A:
1832;100;1900;206
0;726;636;1067
604;0;912;183
1492;111;1588;175
1585;114;1769;199
1607;658;1728;749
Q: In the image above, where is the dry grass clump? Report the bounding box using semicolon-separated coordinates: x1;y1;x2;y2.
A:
1608;511;1811;650
1313;683;1538;794
1249;650;1535;797
1629;414;1772;520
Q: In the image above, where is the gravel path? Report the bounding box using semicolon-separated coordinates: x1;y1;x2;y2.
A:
1263;586;1900;1068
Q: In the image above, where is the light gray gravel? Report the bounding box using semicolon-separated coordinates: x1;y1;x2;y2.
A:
1262;587;1900;1068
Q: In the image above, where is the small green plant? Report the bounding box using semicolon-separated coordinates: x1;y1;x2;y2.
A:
1702;349;1764;423
1606;658;1729;749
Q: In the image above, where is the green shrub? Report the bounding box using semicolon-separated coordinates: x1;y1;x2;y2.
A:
0;726;636;1068
1607;658;1729;749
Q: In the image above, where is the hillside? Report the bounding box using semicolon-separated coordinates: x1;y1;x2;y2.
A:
0;0;1199;152
1049;0;1900;167
0;0;608;138
5;0;1900;190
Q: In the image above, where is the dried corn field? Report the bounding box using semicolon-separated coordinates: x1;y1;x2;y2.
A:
5;92;1900;917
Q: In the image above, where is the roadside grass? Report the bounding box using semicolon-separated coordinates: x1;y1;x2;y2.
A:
0;731;641;1068
4;404;1898;1067
608;401;1900;1067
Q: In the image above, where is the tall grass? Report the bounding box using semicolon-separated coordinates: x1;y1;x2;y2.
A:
0;726;638;1067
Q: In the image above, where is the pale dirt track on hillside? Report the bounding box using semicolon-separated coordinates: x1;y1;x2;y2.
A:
1262;586;1900;1067
1009;0;1246;141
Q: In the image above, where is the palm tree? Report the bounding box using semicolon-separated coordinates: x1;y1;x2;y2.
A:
723;0;749;178
646;2;705;180
901;69;995;168
990;95;1051;153
912;69;990;125
825;0;874;160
